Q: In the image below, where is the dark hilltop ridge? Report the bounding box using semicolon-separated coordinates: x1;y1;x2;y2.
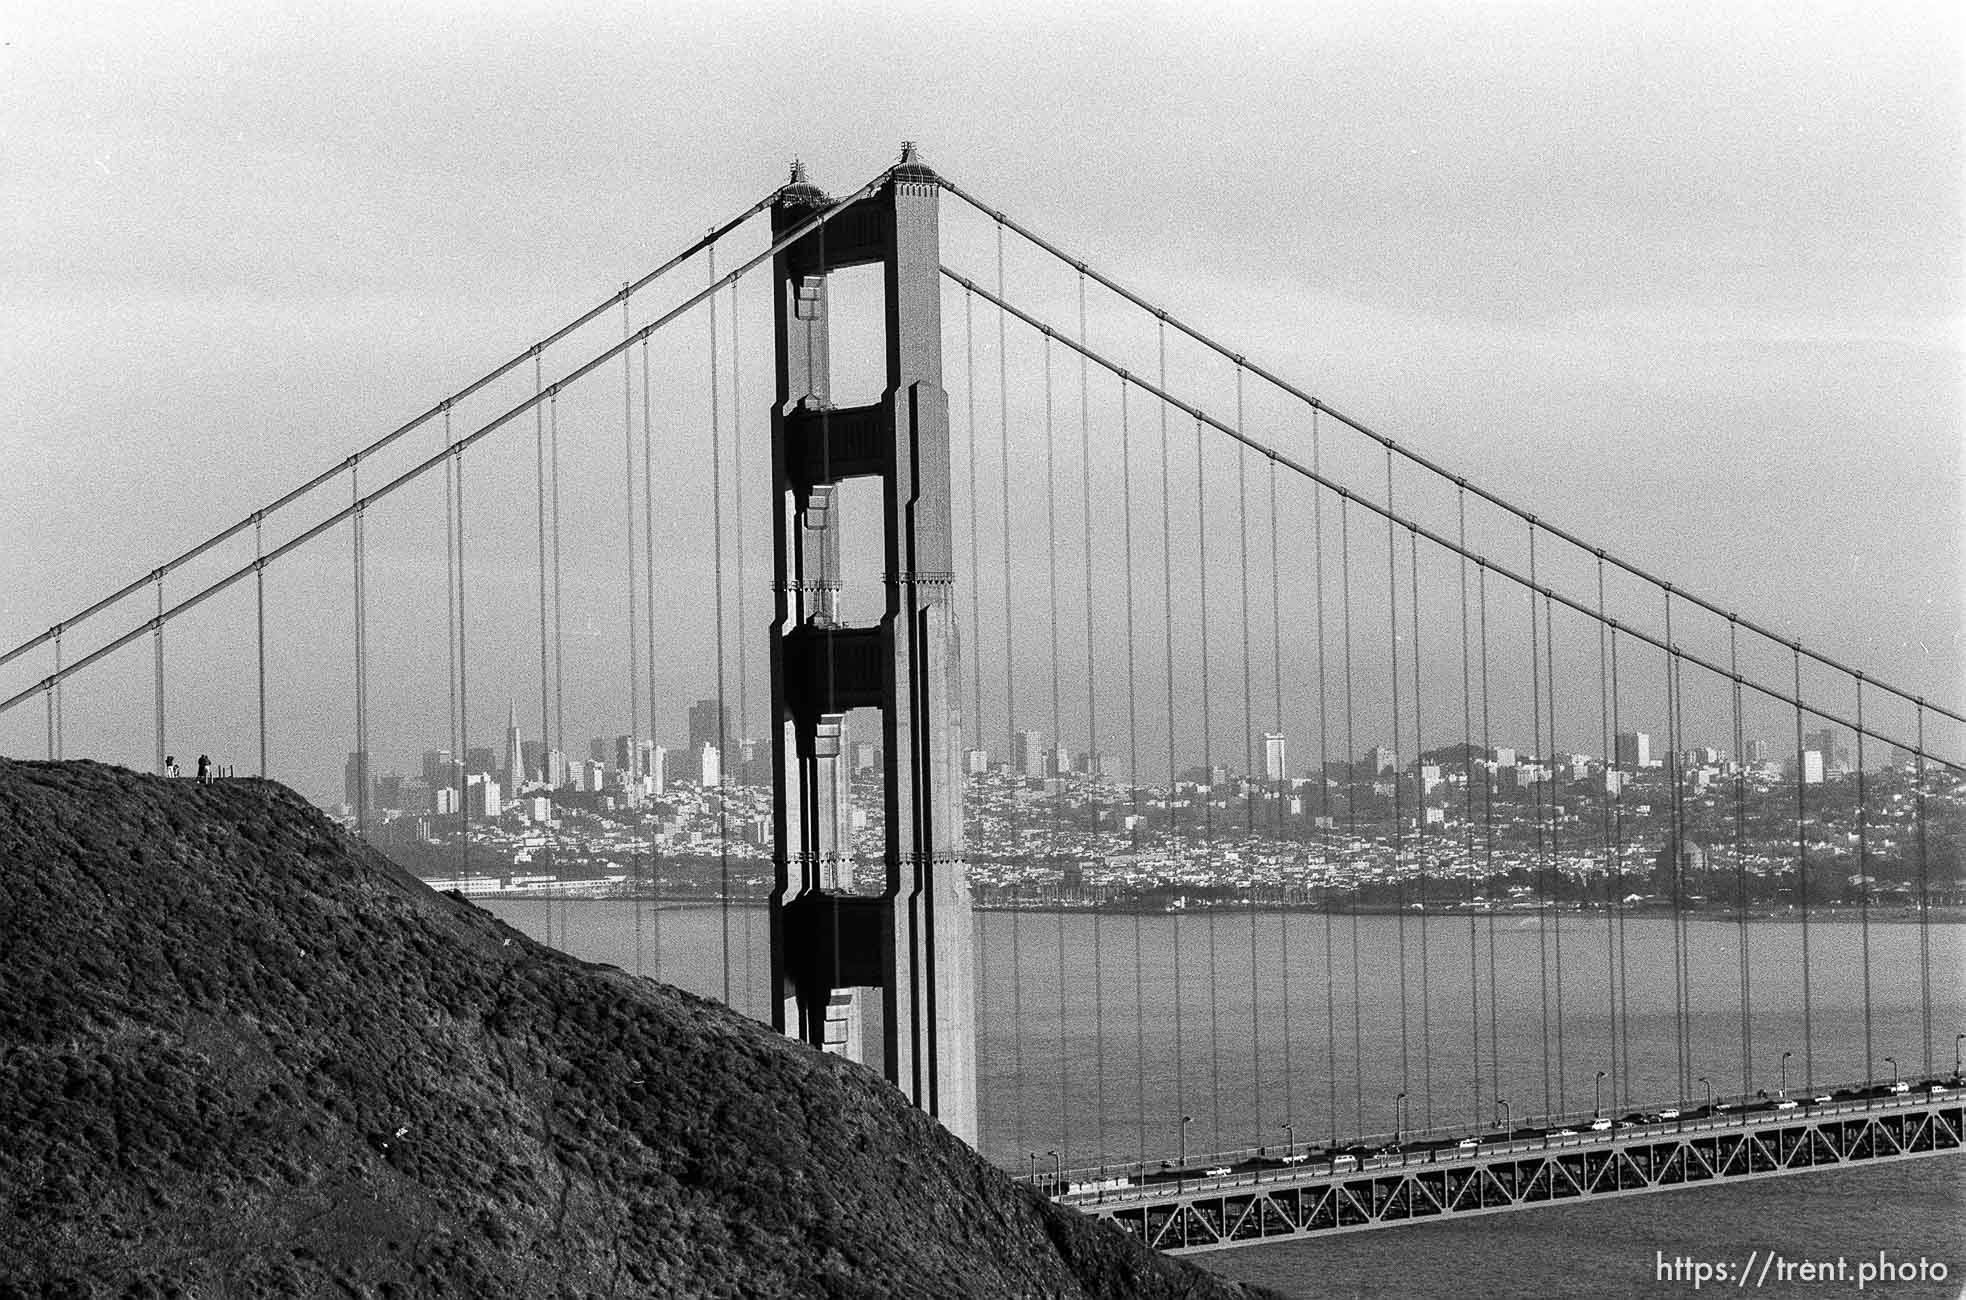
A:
0;759;1275;1299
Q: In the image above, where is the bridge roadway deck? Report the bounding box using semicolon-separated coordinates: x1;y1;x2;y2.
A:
1054;1093;1963;1254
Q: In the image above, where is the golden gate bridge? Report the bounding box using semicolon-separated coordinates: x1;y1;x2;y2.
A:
3;144;1959;1253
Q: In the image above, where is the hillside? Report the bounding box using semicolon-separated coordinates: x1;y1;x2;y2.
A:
0;759;1274;1298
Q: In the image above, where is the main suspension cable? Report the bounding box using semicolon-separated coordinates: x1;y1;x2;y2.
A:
1;192;781;679
934;178;1964;733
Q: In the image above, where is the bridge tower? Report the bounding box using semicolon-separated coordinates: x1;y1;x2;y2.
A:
766;147;976;1144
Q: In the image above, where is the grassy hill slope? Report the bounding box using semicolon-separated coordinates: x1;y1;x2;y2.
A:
0;759;1273;1298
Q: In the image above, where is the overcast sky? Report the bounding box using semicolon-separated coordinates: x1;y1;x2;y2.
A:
2;1;1959;798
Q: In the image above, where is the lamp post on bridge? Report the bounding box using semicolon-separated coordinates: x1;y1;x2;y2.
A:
1028;1151;1038;1186
1594;1070;1607;1120
1393;1091;1407;1149
1178;1115;1192;1191
1954;1033;1963;1080
1047;1149;1061;1194
1780;1050;1793;1099
1282;1119;1295;1165
1698;1075;1713;1117
1497;1098;1512;1140
1885;1056;1897;1089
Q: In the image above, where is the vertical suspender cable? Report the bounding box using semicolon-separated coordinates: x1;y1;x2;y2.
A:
1730;621;1751;1095
550;392;566;765
1793;647;1814;1091
1157;319;1185;1160
1914;705;1931;1073
154;574;166;774
536;350;553;783
1313;413;1338;1148
709;247;735;1009
1460;494;1481;1133
1411;527;1432;1129
1611;627;1631;1104
1664;595;1690;1100
622;287;643;887
1194;414;1222;1154
643;335;665;978
1855;678;1872;1080
1076;273;1107;1171
1385;451;1411;1115
965;293;984;768
731;271;748;749
1545;591;1565;1117
735;273;754;1022
638;336;659;980
1119;377;1148;1164
1341;496;1363;1137
1479;565;1501;1112
353;462;368;837
444;416;460;866
1042;330;1069;1163
455;447;470;883
994;225;1027;1154
961;288;995;1152
255;517;266;776
1598;561;1619;1112
1271;447;1291;1139
1527;527;1551;1118
1236;369;1263;1145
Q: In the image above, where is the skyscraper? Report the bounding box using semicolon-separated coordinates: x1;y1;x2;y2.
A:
1012;729;1046;778
504;702;525;792
1263;732;1287;782
344;750;370;813
1615;731;1651;769
688;699;729;762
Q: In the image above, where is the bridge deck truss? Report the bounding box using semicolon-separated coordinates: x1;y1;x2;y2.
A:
1078;1097;1963;1255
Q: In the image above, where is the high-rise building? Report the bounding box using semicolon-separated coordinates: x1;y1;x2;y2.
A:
688;699;729;762
852;740;879;773
648;744;668;796
1799;751;1824;785
504;703;525;791
421;748;453;790
1013;729;1046;778
344;750;370;813
1052;743;1072;776
590;737;611;764
465;774;501;819
963;748;990;774
1263;733;1288;782
465;746;497;777
1615;731;1651;769
1368;745;1396;776
699;741;721;788
581;758;605;792
544;748;568;788
1746;738;1769;763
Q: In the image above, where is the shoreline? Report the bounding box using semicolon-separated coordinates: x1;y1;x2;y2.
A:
464;891;1963;925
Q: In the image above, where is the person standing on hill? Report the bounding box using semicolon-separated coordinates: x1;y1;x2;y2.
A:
165;755;180;777
196;755;212;784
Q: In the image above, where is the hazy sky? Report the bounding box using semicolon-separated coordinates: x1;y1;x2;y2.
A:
2;1;1959;800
